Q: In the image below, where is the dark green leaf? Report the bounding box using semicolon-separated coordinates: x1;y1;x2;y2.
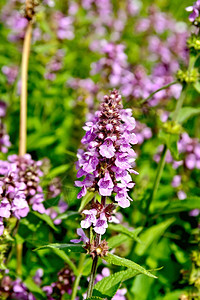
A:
104;253;157;278
94;269;138;294
93;283;121;299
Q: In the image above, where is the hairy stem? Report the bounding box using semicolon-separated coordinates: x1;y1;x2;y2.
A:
87;256;98;298
71;253;85;300
19;21;32;156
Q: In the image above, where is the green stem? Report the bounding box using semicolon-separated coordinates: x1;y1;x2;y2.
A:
87;256;98;298
71;253;85;300
145;144;167;214
172;83;186;122
140;81;178;105
145;85;187;215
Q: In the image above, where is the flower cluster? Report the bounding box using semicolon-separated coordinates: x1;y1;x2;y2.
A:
44;49;65;81
134;121;152;145
2;65;18;85
155;132;200;201
0;154;45;236
155;133;200;171
53;11;74;40
46;199;68;225
0;274;36;300
0;265;75;300
0;101;11;154
75;90;138;208
35;266;75;299
1;0;28;42
81;202;118;235
186;1;200;24
90;39;183;106
68;78;98;110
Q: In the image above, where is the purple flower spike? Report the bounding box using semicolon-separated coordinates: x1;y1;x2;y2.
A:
75;90;138;207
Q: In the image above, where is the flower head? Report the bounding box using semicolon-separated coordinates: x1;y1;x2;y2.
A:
76;90;138;208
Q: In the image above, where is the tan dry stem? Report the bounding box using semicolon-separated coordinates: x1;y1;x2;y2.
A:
19;21;32;156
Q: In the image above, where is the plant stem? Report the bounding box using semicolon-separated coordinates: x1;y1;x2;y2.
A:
71;253;85;300
145;144;167;214
172;83;186;122
140;81;178;105
86;196;105;298
16;243;23;275
19;21;32;156
87;255;98;298
101;196;106;206
145;85;187;215
17;14;33;275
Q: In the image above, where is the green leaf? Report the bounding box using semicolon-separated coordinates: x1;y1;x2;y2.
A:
51;248;78;275
85;297;104;300
173;106;200;124
94;269;138;295
107;234;130;248
24;277;45;299
46;164;70;178
156;290;183;300
152;198;200;214
134;218;175;256
78;191;95;212
34;243;86;253
194;81;200;93
27;135;56;151
158;130;179;160
93;283;121;299
108;224;142;243
103;253;157;278
55;211;79;220
31;211;58;231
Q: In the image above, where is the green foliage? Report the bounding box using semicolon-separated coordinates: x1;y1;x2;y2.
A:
0;0;199;299
108;225;142;243
94;269;138;297
104;253;157;278
78;192;96;212
35;243;86;253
